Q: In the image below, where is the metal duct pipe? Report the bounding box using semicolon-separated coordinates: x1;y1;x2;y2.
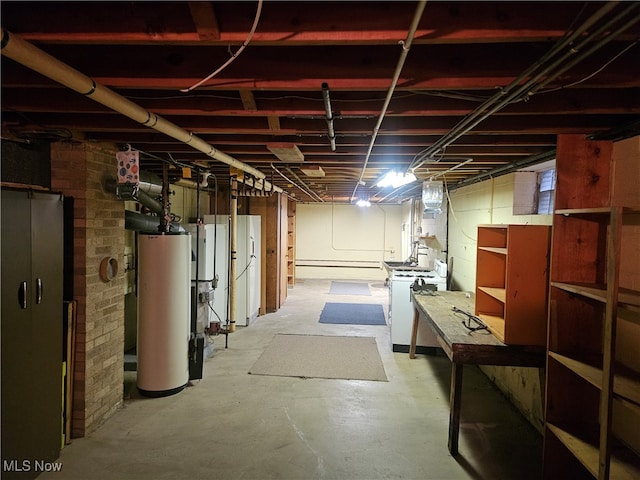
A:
124;210;185;233
135;189;164;215
352;0;427;203
0;28;282;194
112;169;163;213
138;170;163;196
322;83;336;151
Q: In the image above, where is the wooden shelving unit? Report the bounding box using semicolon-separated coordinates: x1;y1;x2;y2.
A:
474;223;551;345
287;201;296;287
543;134;640;480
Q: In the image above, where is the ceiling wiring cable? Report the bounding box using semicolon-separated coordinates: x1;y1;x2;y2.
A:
409;1;640;170
534;39;639;95
407;90;490;102
525;6;640;97
444;175;477;242
270;163;324;202
181;0;263;92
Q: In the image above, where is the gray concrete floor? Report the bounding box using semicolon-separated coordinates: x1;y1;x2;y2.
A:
42;279;542;480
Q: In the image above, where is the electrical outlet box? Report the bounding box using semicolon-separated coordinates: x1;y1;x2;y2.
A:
199;290;214;303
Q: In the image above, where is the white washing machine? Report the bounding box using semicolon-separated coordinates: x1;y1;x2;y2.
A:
389;269;446;353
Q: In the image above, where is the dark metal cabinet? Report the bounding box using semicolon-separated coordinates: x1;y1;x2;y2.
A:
1;189;64;479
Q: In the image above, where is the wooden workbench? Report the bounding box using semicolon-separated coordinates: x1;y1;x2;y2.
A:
410;290;545;455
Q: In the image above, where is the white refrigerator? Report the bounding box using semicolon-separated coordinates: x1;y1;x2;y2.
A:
203;214;261;327
235;215;261;326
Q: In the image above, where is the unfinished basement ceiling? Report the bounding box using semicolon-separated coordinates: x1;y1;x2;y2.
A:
1;1;639;203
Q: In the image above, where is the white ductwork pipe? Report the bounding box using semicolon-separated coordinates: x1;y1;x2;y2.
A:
0;29;282;193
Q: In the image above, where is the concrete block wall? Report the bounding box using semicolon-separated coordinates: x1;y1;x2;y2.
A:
51;142;125;437
295;203;403;280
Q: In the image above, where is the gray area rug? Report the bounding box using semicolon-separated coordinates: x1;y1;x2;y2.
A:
249;334;388;382
319;302;386;325
329;281;371;296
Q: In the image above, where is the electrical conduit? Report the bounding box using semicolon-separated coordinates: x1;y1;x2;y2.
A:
351;0;428;203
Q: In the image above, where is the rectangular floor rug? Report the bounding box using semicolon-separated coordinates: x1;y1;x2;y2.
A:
249;334;388;381
319;302;387;325
329;281;371;296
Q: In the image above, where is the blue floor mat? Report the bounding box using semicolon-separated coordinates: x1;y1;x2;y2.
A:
319;302;387;325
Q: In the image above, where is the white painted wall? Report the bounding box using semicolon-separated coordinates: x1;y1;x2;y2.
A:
171;184;210;222
295;203;404;280
447;172;552;432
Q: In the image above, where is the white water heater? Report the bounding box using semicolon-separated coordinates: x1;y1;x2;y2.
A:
137;232;191;397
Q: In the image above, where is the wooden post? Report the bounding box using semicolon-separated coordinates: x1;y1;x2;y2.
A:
448;362;464;455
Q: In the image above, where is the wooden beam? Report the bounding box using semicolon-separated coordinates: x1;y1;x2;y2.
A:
268;116;281;133
239;89;258;111
188;2;221;41
3;2;607;45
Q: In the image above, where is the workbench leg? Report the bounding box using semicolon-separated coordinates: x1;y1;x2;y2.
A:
409;307;419;359
448;362;463;455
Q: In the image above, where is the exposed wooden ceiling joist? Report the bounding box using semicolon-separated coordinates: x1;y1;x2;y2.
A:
2;1;639;202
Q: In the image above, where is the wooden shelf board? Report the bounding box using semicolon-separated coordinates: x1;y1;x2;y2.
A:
549;352;640;406
478;314;505;342
478;286;506;303
555;207;613;215
613;369;640;408
547;423;640;480
619;288;640;308
546;423;599;478
555;207;640;225
549;352;602;389
478;246;508;255
551;282;606;302
617;396;640;418
551;282;640;307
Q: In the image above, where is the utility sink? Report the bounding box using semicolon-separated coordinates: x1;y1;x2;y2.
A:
384;261;418;268
382;261;432;272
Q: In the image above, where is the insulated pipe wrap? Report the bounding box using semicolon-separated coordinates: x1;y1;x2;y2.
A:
0;28;282;193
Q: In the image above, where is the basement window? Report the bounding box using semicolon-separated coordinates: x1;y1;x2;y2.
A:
536;168;556;214
513;161;556;215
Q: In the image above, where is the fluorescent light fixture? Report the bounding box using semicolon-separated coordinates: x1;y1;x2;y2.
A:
376;170;417;188
356;198;371;207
